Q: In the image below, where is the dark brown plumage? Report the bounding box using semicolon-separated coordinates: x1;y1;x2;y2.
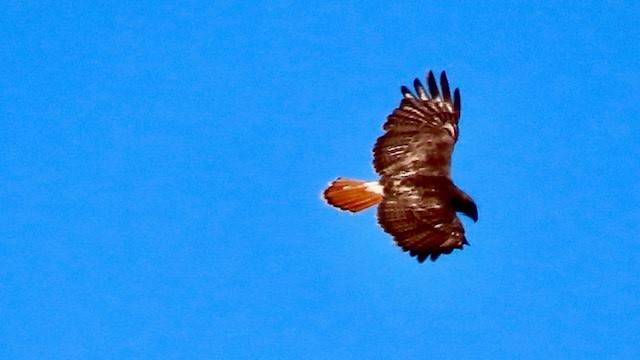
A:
323;70;477;263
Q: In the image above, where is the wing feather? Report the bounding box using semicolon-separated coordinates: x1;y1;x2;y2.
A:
427;70;440;99
440;71;451;102
454;88;461;116
413;78;429;101
400;85;415;99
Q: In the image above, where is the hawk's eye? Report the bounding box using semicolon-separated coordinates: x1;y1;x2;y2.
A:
443;122;458;139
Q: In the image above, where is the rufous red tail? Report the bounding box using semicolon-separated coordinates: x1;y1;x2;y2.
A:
322;178;383;212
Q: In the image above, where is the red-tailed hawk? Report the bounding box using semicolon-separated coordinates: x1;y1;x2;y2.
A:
323;70;478;263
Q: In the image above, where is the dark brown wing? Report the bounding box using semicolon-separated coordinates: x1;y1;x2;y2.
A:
373;71;460;178
377;175;468;262
373;71;471;262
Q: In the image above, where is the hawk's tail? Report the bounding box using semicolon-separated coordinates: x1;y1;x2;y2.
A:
322;178;383;212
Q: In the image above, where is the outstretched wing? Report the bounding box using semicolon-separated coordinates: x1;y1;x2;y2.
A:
373;71;461;178
372;71;470;262
377;176;468;262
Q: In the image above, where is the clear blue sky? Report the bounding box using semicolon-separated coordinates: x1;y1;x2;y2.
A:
2;1;639;358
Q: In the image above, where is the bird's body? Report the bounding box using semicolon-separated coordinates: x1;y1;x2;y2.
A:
323;70;477;263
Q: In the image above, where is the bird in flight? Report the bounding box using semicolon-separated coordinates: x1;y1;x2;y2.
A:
323;70;478;263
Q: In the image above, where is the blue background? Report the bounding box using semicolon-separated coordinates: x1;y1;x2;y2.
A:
2;1;639;358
